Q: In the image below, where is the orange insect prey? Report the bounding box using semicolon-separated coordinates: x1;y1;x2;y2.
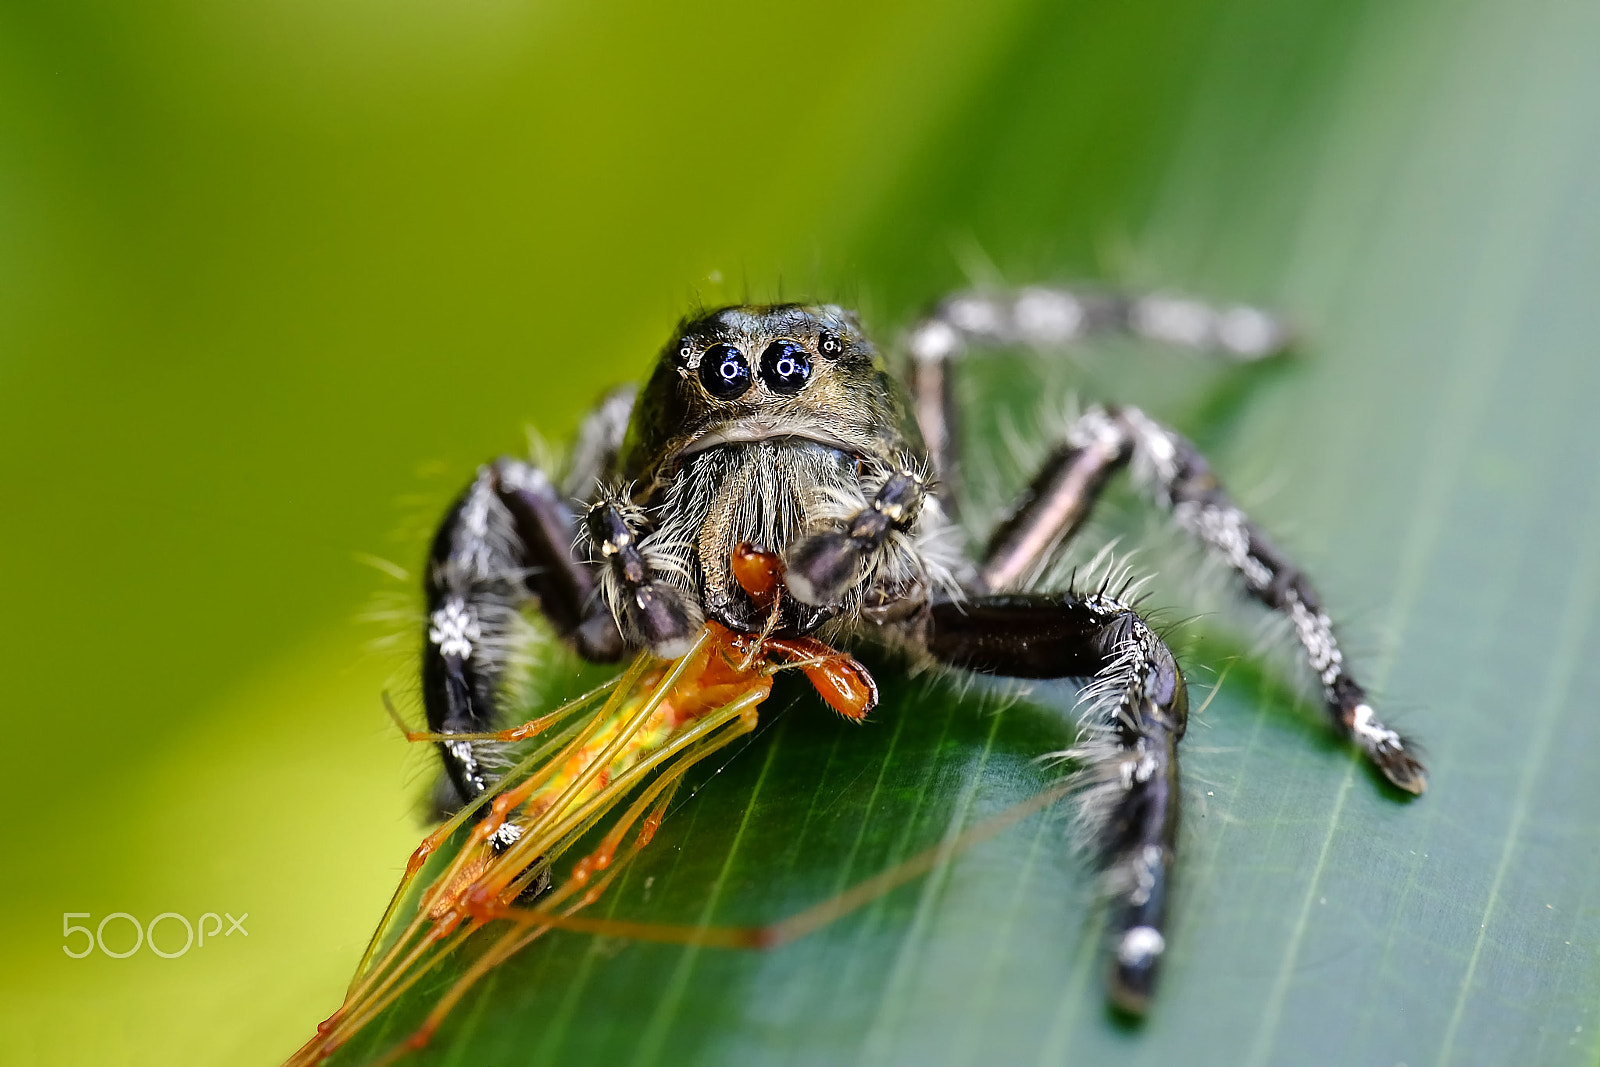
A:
729;542;879;721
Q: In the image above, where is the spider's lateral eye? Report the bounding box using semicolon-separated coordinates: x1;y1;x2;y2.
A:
759;340;812;395
698;343;752;400
818;330;845;357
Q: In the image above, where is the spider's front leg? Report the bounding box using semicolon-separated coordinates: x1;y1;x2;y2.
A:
424;459;623;816
924;591;1186;1014
968;400;1426;794
1114;408;1427;793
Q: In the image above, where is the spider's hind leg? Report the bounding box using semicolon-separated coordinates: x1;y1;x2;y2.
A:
924;591;1187;1014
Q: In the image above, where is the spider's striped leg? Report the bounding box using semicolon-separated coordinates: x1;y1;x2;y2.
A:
925;592;1188;1015
1116;407;1426;793
585;487;703;660
905;286;1292;504
977;407;1132;592
562;383;636;501
423;458;619;819
958;395;1424;792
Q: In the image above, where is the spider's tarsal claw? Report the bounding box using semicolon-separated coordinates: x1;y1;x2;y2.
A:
1108;924;1164;1017
1341;701;1427;795
1373;745;1428;795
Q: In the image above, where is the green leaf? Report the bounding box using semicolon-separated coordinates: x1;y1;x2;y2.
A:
5;0;1598;1064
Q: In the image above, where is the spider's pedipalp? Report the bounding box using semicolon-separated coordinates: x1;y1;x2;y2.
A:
585;487;703;660
785;455;932;608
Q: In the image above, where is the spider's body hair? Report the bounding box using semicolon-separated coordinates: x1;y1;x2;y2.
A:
651;441;856;635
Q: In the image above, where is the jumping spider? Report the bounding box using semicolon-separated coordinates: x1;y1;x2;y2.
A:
421;287;1426;1014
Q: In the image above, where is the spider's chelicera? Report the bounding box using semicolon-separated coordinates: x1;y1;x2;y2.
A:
420;288;1425;1015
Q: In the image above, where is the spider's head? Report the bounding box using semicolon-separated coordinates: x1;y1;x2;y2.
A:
618;304;915;485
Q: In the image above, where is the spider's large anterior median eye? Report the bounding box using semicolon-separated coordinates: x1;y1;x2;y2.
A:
759;340;811;395
698;343;752;399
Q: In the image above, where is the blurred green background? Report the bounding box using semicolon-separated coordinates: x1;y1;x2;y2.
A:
3;0;1599;1064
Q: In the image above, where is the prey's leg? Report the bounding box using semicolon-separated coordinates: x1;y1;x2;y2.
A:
904;286;1292;505
925;591;1187;1014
